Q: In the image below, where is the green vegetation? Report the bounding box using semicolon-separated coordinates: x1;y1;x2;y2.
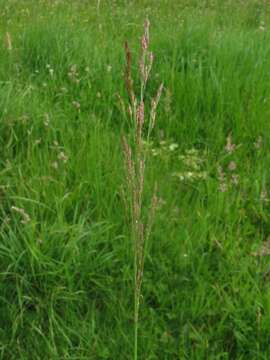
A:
1;0;270;358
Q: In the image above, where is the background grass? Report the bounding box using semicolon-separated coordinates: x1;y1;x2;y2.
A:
1;0;270;358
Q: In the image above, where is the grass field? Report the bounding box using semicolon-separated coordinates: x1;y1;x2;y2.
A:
2;0;270;358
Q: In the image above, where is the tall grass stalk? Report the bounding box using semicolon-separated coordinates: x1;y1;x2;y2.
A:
122;20;163;360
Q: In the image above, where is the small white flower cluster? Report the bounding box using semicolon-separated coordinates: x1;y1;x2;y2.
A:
172;170;207;182
50;141;69;170
72;100;81;111
144;139;179;157
44;113;50;127
254;136;262;150
259;21;266;32
144;141;207;183
68;64;80;84
173;148;208;182
260;189;269;203
46;64;54;77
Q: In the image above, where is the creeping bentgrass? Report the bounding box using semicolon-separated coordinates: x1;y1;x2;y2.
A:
122;20;162;360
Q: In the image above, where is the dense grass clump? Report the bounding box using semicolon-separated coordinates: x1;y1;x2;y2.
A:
1;0;270;358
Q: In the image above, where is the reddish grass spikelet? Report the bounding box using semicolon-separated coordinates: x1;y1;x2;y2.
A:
145;183;159;242
139;19;154;90
122;136;135;196
124;41;135;107
136;100;145;144
141;19;150;51
150;83;164;135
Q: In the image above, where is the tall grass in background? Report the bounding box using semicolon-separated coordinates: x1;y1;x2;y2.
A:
1;0;270;358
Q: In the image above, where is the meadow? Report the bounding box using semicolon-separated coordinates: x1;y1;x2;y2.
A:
1;0;270;358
